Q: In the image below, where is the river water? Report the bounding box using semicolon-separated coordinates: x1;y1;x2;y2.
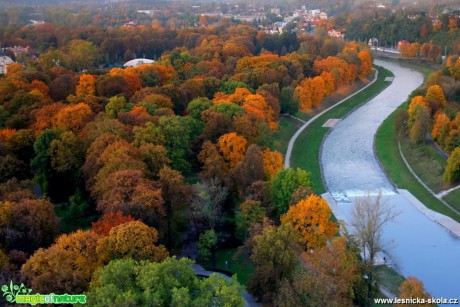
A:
321;60;460;300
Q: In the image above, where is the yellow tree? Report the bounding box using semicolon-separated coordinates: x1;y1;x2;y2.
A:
295;77;313;110
425;84;446;113
358;50;372;79
262;149;283;179
431;113;451;140
96;221;168;263
76;74;96;97
310;76;325;108
399;277;432;305
54;230;101;281
281;194;338;250
217;132;248;168
303;236;360;305
321;71;335;96
52;103;93;132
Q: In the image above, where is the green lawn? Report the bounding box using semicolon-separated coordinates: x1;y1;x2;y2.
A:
200;248;255;286
290;66;394;194
375;107;460;223
400;138;448;193
375;266;405;297
272;116;303;155
442;189;460;213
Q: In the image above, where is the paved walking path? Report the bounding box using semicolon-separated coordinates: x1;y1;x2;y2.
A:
320;59;460;300
398;141;460;216
284;69;379;168
436;185;460;199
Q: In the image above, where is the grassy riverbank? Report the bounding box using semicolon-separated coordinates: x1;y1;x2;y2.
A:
288;66;393;194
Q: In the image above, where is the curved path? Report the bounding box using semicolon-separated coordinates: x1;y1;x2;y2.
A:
321;60;460;300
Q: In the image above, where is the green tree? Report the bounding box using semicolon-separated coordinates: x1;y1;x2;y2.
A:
86;257;245;307
30;129;61;194
280;86;299;114
159;116;191;172
187;97;213;120
444;147;460;184
65;39;100;72
105;96;127;119
235;199;265;241
270;168;311;218
198;229;218;262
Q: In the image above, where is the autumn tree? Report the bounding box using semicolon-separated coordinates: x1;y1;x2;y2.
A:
139;143;170;178
276;236;360;306
76;74;96;97
95;170;164;224
281;194;338;250
198;140;228;181
1;198;60;253
263;149;283;179
399;277;432;305
22;230;101;293
91;211;134;236
425;85;446;113
409;106;430;144
443;147;460;184
52;103;93;132
22;246;87;294
217;132;248;168
96;221;168;264
82;133;123;191
431;113;451;145
358;50;372;79
94;140;147;193
248;225;300;303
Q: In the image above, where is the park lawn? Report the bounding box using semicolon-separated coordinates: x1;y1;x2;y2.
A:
375;266;405;297
201;248;255;286
290;66;393;194
399;138;448;193
272;116;303;155
375;107;460;223
442;189;460;213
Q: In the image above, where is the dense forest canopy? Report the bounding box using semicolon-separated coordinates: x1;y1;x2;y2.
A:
0;0;458;305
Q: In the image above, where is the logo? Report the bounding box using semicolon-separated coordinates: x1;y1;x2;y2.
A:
2;281;86;305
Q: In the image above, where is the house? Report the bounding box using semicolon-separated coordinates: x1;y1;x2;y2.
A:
328;29;345;38
0;55;14;75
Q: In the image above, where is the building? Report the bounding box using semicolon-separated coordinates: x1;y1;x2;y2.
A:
328;29;345;38
123;58;155;67
0;55;14;75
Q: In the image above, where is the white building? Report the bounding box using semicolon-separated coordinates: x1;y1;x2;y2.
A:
123;58;155;67
0;55;14;75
